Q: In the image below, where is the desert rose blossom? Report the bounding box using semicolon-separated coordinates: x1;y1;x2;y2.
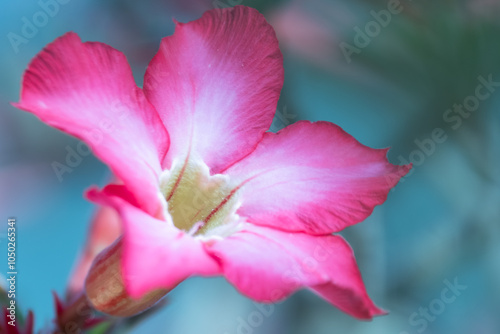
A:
14;6;410;319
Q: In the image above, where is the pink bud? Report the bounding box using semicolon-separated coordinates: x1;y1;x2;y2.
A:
84;238;168;317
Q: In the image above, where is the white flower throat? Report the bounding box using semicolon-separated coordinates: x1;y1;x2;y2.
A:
159;158;241;236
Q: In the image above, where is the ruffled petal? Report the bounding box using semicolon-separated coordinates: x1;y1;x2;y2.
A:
144;6;283;173
225;121;411;234
14;32;169;215
207;224;384;319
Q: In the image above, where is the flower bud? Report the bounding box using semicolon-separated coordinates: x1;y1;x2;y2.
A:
84;237;168;317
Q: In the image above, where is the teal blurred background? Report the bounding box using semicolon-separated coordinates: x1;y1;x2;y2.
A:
1;0;499;333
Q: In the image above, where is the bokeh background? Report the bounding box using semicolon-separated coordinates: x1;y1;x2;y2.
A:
1;0;500;333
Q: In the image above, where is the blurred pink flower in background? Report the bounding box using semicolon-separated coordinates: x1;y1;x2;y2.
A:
14;5;409;320
66;204;121;300
267;0;381;85
468;0;500;17
269;0;343;70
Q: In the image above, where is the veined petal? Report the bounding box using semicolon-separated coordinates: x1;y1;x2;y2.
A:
207;224;384;319
144;6;283;172
87;186;220;299
225;121;411;234
14;32;169;215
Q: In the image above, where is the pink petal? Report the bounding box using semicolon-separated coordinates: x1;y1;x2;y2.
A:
225;121;411;234
207;224;384;319
14;32;169;215
87;187;220;299
144;6;283;173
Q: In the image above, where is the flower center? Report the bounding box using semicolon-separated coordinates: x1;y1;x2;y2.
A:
159;158;240;236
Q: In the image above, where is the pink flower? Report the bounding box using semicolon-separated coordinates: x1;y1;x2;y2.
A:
15;6;410;319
